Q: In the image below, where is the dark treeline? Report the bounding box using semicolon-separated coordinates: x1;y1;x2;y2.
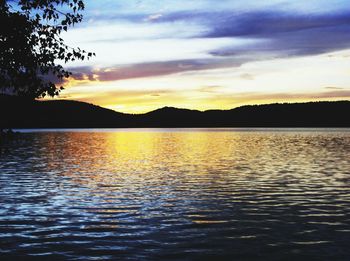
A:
1;95;349;128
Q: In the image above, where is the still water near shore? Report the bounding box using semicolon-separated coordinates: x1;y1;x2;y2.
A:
1;128;350;260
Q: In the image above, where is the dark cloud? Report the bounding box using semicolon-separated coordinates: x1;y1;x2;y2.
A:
205;11;350;38
149;10;350;37
209;24;350;58
68;58;244;82
151;10;350;58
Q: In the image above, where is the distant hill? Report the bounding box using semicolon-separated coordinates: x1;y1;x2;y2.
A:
1;95;349;128
0;95;131;128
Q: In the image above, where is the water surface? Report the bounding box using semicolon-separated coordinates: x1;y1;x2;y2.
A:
1;129;350;260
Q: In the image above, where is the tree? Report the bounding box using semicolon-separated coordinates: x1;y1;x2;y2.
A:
0;0;94;99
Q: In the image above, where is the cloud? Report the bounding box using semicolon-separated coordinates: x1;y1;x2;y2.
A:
198;85;222;93
68;58;244;83
240;73;255;80
204;11;350;38
145;13;163;22
148;9;350;37
208;26;350;60
147;10;350;59
324;86;345;90
209;13;350;59
209;90;350;103
65;6;350;78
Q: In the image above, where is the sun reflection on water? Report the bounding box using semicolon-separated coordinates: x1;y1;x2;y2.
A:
0;129;350;259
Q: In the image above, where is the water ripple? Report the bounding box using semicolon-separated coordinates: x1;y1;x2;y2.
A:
0;129;350;260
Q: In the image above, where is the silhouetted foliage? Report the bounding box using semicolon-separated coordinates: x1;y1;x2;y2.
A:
0;0;94;98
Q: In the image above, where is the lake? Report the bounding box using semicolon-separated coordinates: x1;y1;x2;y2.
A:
1;128;350;260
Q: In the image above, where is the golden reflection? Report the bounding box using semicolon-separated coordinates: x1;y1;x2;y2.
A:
39;130;283;187
39;130;336;185
37;130;350;225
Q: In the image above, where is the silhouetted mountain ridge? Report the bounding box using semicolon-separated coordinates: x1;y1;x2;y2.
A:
1;95;349;128
0;95;130;128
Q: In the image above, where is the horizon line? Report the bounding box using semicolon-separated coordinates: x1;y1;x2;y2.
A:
38;98;350;115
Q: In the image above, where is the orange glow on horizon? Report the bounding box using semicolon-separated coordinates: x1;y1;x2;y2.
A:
44;50;350;114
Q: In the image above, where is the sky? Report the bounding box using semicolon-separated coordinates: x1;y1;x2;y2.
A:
56;0;350;113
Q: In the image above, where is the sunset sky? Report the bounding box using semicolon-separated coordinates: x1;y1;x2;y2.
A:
57;0;350;113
